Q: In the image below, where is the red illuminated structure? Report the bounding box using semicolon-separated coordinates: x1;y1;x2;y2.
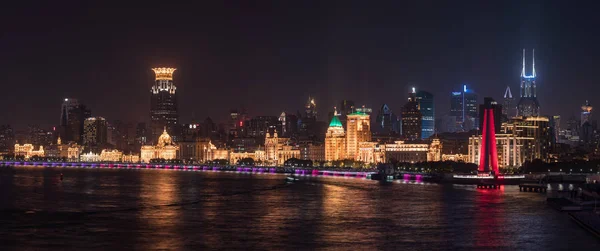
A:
478;98;500;176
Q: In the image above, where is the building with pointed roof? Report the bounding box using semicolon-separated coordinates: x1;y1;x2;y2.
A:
325;112;346;161
503;86;514;119
517;49;540;117
140;127;179;163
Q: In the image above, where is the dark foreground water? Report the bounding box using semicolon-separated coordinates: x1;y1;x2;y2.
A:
0;166;598;250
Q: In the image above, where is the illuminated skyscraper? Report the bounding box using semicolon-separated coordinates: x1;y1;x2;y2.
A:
375;104;399;134
60;98;91;144
517;49;540;117
305;96;317;119
416;90;434;139
581;100;593;125
503;86;514;119
402;88;422;140
325;111;346;161
150;67;179;143
346;111;371;160
83;117;107;146
450;85;478;131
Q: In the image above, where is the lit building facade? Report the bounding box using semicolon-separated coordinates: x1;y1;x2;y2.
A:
357;142;385;164
450;85;478;131
83;117;108;145
346;112;371;160
263;130;299;166
517;49;540;117
468;116;551;168
140;128;179;163
150;68;179;143
122;154;140;163
416;90;435;139
401;88;422;140
14;144;44;159
503;86;514;119
383;141;430;163
80;151;100;162
325;115;346;161
100;149;123;162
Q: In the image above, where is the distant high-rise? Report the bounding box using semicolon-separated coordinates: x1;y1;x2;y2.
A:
450;85;478;131
375;104;399;134
517;49;540;117
305;96;317;119
346;111;371;160
503;86;514;119
338;100;355;126
416;90;434;139
401;88;422;140
150;67;178;144
60;99;91;144
83;117;107;146
60;98;79;127
581;100;592;125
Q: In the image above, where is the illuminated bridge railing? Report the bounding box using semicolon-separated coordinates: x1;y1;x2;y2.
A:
0;161;374;179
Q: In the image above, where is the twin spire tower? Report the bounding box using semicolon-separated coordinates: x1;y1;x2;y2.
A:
516;49;540;117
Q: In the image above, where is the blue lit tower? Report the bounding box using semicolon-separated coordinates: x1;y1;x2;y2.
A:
416;90;434;139
517;49;540;117
450;85;478;131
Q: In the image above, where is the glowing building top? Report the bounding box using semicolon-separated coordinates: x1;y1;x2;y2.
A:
581;100;593;125
517;49;540;117
150;67;179;143
305;96;317;118
157;127;174;147
152;67;177;80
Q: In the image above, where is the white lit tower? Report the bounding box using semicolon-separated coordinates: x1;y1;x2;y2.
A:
150;67;179;143
516;49;540;117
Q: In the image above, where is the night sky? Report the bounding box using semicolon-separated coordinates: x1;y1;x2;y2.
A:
2;1;599;129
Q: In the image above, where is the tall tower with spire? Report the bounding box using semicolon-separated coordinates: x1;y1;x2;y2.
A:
503;86;514;119
516;49;540;117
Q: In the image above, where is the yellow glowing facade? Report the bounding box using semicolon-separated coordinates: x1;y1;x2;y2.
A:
325;116;346;161
357;142;384;163
80;151;100;162
468;133;529;168
140;128;179;163
263;130;299;166
151;68;177;95
122;154;140;163
68;145;83;160
14;144;44;159
346;113;371;160
45;136;82;160
152;67;177;80
100;149;123;162
383;141;430;163
428;138;442;162
442;154;469;162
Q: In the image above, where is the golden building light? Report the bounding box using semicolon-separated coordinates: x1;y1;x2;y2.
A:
152;67;177;80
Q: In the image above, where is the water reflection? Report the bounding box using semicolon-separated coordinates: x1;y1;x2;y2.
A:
137;170;183;250
474;188;508;249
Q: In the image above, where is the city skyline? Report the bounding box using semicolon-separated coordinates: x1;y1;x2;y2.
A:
2;1;598;129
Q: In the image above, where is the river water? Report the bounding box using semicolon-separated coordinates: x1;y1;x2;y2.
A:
0;166;598;250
